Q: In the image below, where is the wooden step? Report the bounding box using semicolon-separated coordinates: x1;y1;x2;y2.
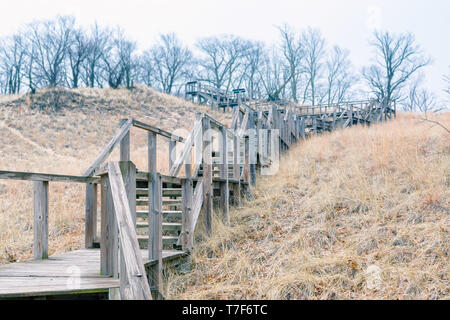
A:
137;210;182;219
137;188;182;197
137;235;179;247
136;199;182;206
136;222;182;231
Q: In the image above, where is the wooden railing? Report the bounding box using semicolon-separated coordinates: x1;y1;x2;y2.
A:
0;97;393;300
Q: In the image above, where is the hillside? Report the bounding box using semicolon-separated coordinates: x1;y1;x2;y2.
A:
0;86;232;263
165;113;450;300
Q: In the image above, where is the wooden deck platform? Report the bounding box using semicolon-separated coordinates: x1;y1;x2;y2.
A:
0;248;186;299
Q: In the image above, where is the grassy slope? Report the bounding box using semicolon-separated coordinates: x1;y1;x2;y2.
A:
166;113;449;300
0;86;232;263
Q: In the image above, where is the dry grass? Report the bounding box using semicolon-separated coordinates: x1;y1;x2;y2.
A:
0;86;232;264
165;113;449;300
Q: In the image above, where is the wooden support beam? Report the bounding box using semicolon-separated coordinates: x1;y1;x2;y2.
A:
85;183;98;248
233;135;241;207
107;162;152;300
148;132;157;173
100;173;118;277
219;126;229;224
83;119;133;177
181;178;193;252
169;140;176;171
248;111;256;186
202;117;213;235
33;181;48;260
120;119;130;162
149;172;162;299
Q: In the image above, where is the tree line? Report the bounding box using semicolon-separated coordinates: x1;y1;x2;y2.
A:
0;15;441;110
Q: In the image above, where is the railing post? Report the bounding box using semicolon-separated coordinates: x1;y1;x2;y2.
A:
169;140;176;172
34;181;48;260
85;182;98;248
248;111;256;186
219;126;229;224
100;173;118;277
149;172;162;299
233;134;241;207
181;178;193;252
118;161;136;298
202;116;213;235
120;119;130;162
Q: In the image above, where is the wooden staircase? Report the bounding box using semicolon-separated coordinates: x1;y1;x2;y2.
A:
135;179;183;250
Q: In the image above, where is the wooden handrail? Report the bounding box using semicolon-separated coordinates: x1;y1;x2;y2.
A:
83;119;133;177
107;162;152;300
0;170;99;183
132;120;184;142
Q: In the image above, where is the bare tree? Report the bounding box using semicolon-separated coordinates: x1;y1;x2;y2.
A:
0;34;26;94
101;28;137;89
325;46;356;105
362;31;430;103
301;27;326;105
405;75;440;113
146;33;192;94
196;35;249;92
277;24;303;102
26;15;74;88
257;47;293;101
67;27;88;88
82;23;110;88
240;41;265;99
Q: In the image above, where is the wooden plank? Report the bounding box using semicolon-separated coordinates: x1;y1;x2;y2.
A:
100;174;118;277
202;117;213;235
169;119;201;177
85;183;98;248
83;119;133;177
248;111;256;186
190;180;204;236
33;181;48;260
149;172;162;299
180;178;193;251
0;171;98;183
132;120;184;142
107;162;152;300
169;140;176;171
220;126;229;224
120;119;131;162
148;132;157;173
232;134;241;207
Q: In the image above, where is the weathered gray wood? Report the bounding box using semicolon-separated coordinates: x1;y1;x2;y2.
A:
148;172;162;299
169;119;201;177
100;174;118;277
202;117;213;235
85;183;98;248
132;120;184;142
248;111;256;186
232;135;241;207
120;119;131;162
83;119;133;177
34;181;48;260
0;171;98;183
169;140;176;171
107;162;152;300
219;126;229;224
148;132;157;173
181;178;193;251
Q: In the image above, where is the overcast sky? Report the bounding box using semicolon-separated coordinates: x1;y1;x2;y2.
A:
0;0;448;102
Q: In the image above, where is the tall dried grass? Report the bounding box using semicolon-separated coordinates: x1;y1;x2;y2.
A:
165;112;449;300
0;86;232;263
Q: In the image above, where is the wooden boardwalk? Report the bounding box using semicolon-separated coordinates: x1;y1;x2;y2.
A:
0;94;395;299
0;249;185;299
